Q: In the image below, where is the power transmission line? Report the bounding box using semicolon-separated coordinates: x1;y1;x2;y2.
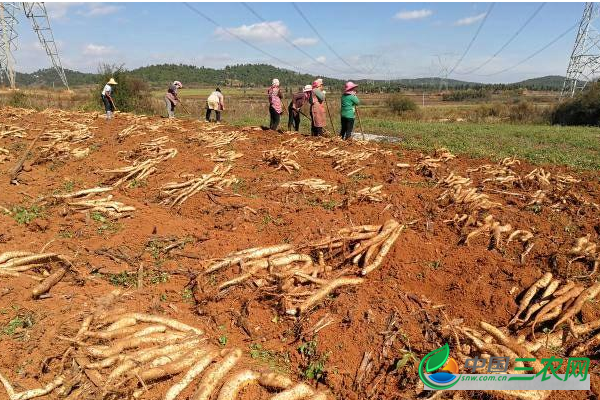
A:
291;2;366;75
477;21;579;77
456;2;545;75
240;2;346;74
448;3;495;75
183;2;298;71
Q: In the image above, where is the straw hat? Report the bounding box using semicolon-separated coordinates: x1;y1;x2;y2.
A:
303;84;312;92
344;81;358;93
272;78;280;86
107;78;117;85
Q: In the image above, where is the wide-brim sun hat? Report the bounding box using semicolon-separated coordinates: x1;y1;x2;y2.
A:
107;78;117;85
303;84;312;92
344;81;358;92
272;78;280;86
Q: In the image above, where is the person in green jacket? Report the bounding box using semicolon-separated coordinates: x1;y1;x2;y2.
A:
340;81;360;140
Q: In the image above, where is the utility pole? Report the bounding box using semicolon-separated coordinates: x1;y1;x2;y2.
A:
561;2;600;98
0;2;69;90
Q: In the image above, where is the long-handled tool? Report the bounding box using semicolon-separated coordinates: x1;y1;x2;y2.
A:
355;106;365;140
179;100;191;115
324;99;336;136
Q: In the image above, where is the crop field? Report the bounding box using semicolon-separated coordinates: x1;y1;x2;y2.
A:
0;104;599;400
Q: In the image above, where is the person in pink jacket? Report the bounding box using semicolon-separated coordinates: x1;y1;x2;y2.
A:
309;79;326;136
268;78;283;131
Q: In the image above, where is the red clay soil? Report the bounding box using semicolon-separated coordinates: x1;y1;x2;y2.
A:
0;106;599;400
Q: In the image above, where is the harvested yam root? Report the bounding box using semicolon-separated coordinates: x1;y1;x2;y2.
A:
568;236;598;277
263;148;301;173
0;124;27;138
103;146;177;187
505;272;600;355
196;130;249;148
527;190;547;206
438;172;471;188
52;186;134;218
462;215;534;261
280;178;337;194
201;220;404;316
160;165;238;207
437;184;502;212
444;212;478;229
40;124;93;143
500;156;521;167
414;148;455;177
434;147;456;161
316;147;376;173
524;168;551;187
355;185;386;203
282;136;329;152
207;149;243;162
456;322;550;400
0;147;9;163
1;310;327;400
37;140;90;163
0;251;72;297
555;174;581;185
67;194;135;219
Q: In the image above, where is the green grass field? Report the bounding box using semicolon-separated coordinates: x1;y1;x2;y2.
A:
360;119;600;170
228;115;600;170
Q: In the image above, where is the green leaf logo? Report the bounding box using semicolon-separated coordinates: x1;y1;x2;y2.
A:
425;343;450;373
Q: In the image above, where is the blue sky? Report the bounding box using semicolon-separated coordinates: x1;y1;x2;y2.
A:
13;2;586;83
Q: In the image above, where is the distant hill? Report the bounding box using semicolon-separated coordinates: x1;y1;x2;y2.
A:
15;68;99;87
513;75;566;91
10;64;567;92
130;63;343;89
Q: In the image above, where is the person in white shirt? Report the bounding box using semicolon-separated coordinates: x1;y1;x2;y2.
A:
205;88;224;122
101;78;117;120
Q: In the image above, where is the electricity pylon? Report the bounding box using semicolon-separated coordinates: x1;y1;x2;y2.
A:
0;3;18;89
561;2;600;98
0;2;69;90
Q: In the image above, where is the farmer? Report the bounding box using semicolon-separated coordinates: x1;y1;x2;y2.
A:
101;78;117;120
165;80;182;118
287;84;312;131
205;88;224;122
309;79;326;136
268;78;283;131
340;81;360;140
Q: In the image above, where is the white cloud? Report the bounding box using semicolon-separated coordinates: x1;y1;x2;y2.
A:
80;3;122;17
315;56;326;63
394;9;433;20
454;12;487;26
215;21;290;42
292;37;319;46
83;44;115;56
45;3;80;20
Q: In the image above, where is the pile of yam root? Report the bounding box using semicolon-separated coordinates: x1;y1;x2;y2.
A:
196;219;404;316
52;187;135;219
160;165;238;207
262;149;301;173
447;272;600;400
0;307;329;400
